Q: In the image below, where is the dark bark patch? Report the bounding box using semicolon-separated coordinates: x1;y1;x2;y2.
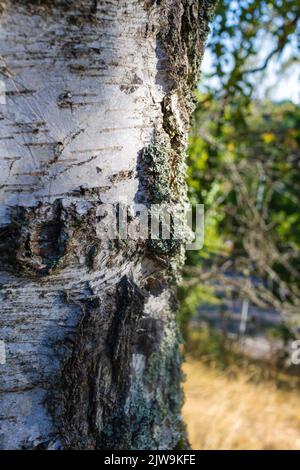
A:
59;275;146;449
0;200;68;275
109;169;134;184
134;317;164;355
107;276;146;390
120;74;143;95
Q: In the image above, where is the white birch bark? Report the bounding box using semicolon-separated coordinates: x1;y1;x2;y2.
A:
0;0;215;449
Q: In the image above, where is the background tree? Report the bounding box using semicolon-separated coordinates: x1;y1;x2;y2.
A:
180;0;300;351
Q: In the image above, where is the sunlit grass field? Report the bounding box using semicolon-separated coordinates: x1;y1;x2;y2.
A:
183;359;300;450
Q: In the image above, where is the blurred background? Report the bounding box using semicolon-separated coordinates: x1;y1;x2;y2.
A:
180;0;300;450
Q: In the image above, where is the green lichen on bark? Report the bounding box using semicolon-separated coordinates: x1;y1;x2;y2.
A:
141;137;172;204
132;0;218;450
99;310;187;450
139;0;217;267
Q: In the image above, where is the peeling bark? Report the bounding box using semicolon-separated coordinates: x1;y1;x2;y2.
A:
0;0;215;449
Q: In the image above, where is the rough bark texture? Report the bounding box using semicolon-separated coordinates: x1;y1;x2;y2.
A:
0;0;215;449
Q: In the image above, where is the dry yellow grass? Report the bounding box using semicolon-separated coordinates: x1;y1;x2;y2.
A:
183;359;300;450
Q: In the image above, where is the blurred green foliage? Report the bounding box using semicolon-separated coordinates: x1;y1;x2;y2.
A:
204;0;299;105
180;0;300;342
188;98;300;266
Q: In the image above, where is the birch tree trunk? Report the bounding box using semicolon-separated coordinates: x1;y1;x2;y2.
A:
0;0;215;450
